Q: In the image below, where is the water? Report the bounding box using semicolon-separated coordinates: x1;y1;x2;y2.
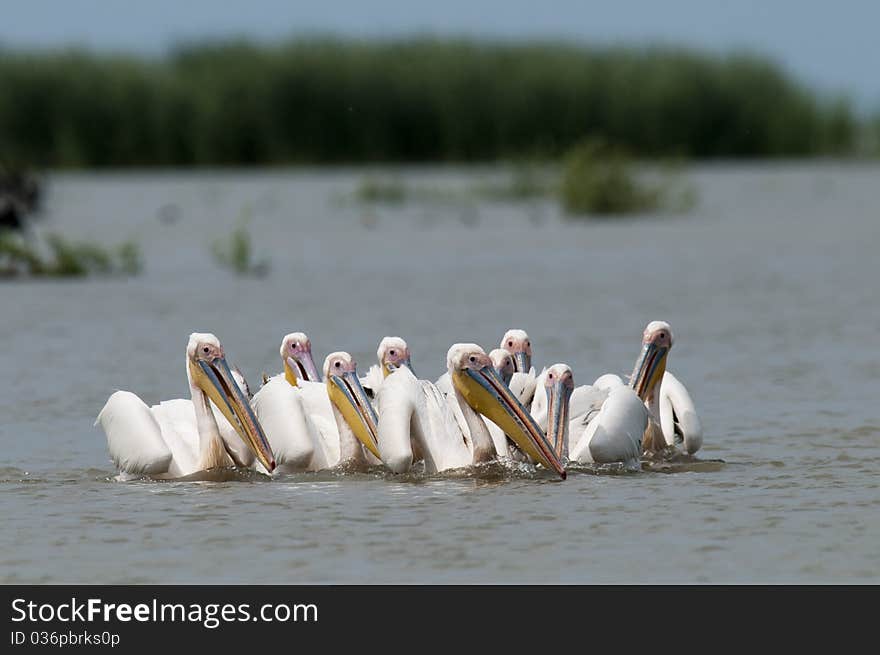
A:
1;163;878;583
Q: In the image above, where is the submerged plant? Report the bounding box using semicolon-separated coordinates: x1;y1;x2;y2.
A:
356;177;408;204
211;218;270;277
0;230;143;278
116;240;143;275
470;164;556;201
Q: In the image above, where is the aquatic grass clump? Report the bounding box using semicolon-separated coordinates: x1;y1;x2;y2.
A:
0;231;142;278
353;177;465;206
211;219;270;277
356;177;408;204
560;139;697;217
355;164;557;208
470;164;557;201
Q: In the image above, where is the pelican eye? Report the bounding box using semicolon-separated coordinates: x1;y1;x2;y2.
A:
334;361;341;368
202;346;209;354
507;340;513;347
389;349;396;356
469;356;476;363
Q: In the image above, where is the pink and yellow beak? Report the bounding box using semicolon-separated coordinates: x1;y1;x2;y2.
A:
544;368;573;461
189;355;276;472
453;358;566;479
326;364;381;459
630;342;669;401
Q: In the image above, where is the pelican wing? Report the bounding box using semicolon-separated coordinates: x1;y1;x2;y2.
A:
418;379;475;471
251;376;319;472
568;384;609;427
97;391;173;476
149;399;207;475
569;386;646;467
435;371;453;396
298;379;343;467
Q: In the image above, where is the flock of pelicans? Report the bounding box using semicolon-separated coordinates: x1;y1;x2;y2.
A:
96;322;703;481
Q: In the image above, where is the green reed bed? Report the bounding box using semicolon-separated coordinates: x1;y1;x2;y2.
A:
0;39;860;168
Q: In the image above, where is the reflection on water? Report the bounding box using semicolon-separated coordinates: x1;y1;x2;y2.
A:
1;164;879;583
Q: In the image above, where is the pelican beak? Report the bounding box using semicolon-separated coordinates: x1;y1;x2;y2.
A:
453;365;566;479
190;356;276;472
383;358;414;378
545;380;572;461
496;366;513;387
327;370;381;459
286;351;321;385
512;352;530;374
630;343;669;401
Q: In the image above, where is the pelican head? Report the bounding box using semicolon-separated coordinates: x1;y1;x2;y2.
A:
280;332;320;386
630;321;674;401
543;364;574;461
377;336;414;377
324;352;381;459
447;343;565;479
500;329;532;373
186;333;275;472
488;348;515;386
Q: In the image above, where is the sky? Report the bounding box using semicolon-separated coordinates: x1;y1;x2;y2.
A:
2;1;878;111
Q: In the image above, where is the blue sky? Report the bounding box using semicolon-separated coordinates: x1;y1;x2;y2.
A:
2;1;877;111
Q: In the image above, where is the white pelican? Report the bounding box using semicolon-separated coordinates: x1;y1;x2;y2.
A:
445;344;566;478
277;331;322;384
440;344;536;460
483;348;520;458
361;336;414;399
436;338;534;405
252;335;380;472
629;321;703;455
374;365;475;473
322;351;382;467
561;370;647;469
368;336;482;473
433;347;525;460
374;343;565;477
499;329;541;411
558;321;704;466
500;328;532;373
481;330;539;460
250;334;323;473
488;348;514;386
96;333;276;479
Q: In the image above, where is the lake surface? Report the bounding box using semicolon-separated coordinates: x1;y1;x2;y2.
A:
1;163;878;583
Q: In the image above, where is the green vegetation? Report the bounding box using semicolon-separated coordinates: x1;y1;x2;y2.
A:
558;139;699;216
0;39;861;167
0;231;142;278
471;163;556;201
356;177;408;204
870;114;880;155
355;149;696;217
211;219;270;277
561;140;657;215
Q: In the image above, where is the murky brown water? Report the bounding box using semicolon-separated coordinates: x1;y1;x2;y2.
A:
1;163;878;583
